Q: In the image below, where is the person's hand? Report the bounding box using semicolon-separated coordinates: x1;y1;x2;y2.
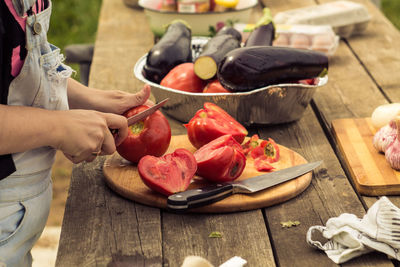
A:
53;109;129;163
68;80;153;115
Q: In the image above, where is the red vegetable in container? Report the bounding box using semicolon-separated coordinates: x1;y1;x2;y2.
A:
185;102;248;149
160;63;206;93
138;148;197;196
203;80;230;93
194;135;246;182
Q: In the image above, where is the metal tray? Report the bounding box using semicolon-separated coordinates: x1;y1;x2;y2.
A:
134;37;328;126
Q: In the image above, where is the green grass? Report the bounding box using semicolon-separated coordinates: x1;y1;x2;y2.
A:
48;0;102;48
47;0;102;81
381;0;400;30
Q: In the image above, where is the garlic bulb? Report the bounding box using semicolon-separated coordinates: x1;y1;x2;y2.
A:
373;120;397;153
385;119;400;170
371;103;400;129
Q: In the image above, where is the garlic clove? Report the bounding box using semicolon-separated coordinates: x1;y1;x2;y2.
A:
373;120;397;153
385;118;400;170
371;103;400;129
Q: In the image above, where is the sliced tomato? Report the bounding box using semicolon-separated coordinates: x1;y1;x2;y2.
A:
117;105;171;163
203;80;231;93
254;156;275;172
138;148;197;196
241;134;260;155
160;63;206;93
194;135;246;182
185;102;248;149
250;138;280;163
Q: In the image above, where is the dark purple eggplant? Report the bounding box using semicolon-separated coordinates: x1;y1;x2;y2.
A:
216;26;242;42
142;20;192;84
217;46;329;92
245;23;275;47
245;8;275;47
193;34;240;80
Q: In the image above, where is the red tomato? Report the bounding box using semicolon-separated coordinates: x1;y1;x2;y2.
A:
194;135;246;182
203;80;231;93
160;63;206;93
138;148;197;196
184;102;248;149
117;105;171;163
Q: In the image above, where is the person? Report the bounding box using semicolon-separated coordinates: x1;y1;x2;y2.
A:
0;0;151;265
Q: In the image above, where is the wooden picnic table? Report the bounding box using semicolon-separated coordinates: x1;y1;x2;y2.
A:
55;0;400;266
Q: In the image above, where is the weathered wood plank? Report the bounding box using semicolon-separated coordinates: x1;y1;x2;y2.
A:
162;211;275;266
56;158;163;266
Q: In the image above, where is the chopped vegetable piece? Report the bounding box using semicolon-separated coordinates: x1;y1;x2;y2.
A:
281;220;301;228
209;231;223;238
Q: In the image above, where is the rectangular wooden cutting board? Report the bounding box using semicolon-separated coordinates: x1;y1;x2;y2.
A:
332;118;400;196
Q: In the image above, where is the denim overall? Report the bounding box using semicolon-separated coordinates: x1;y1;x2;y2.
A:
0;0;72;265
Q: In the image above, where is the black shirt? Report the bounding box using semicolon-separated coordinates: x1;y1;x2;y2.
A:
0;0;47;179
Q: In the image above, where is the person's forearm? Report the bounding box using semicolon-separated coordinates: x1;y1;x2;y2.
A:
0;105;60;154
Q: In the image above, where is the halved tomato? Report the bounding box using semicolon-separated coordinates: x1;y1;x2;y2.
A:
194;135;246;182
138;148;197;196
185;102;248;149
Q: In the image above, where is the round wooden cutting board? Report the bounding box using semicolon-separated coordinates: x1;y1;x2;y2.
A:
103;135;312;213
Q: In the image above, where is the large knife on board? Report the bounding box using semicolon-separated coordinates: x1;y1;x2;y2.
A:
167;160;322;211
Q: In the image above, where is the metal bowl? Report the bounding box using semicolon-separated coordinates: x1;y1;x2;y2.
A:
134;38;328;126
138;0;258;37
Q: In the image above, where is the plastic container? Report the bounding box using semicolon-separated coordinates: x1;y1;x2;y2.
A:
273;1;371;38
273;24;340;57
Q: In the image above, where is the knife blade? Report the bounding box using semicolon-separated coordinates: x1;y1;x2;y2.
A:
110;98;169;134
167;160;322;211
127;98;169;126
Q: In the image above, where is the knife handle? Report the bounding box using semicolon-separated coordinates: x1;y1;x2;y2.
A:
167;183;234;211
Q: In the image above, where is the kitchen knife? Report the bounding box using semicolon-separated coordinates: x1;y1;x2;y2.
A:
126;98;169;126
110;98;169;134
167;160;322;211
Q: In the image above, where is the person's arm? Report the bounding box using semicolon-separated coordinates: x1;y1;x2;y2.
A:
0;104;128;163
0;79;151;164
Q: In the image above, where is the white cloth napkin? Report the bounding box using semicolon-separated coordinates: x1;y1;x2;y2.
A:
307;196;400;263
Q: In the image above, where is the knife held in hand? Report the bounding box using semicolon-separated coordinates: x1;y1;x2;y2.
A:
110;98;169;135
167;160;322;211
